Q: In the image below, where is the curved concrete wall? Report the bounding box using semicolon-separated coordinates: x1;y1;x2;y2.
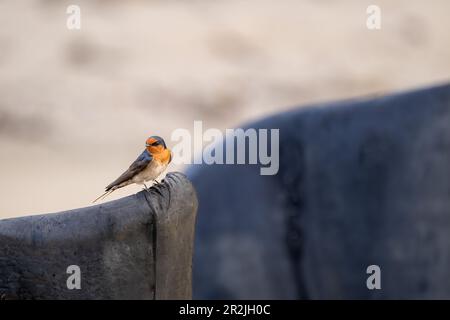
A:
0;172;198;300
188;83;450;299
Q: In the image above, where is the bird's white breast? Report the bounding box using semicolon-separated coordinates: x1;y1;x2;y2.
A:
131;160;167;184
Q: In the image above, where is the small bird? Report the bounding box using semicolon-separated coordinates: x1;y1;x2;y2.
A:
93;136;172;203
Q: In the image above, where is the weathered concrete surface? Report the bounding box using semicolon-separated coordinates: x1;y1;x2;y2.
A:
0;172;197;300
188;83;450;299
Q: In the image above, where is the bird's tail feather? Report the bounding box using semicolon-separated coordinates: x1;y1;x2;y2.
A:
92;188;116;203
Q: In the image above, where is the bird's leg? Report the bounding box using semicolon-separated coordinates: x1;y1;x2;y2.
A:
143;183;149;191
153;179;160;185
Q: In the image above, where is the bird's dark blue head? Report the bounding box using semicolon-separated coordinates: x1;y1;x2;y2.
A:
145;136;167;149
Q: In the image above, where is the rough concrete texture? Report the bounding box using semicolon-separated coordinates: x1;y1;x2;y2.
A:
0;172;198;300
188;83;450;299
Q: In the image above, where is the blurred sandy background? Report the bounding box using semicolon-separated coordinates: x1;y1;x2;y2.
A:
0;0;449;218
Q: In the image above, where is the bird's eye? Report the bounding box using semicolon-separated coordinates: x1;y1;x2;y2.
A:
151;141;159;146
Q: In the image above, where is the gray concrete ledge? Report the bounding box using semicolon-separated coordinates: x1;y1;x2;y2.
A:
0;172;198;300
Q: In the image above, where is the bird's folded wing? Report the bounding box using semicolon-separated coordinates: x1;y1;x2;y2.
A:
105;150;153;191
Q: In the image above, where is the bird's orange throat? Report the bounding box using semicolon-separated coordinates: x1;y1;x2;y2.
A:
147;146;172;165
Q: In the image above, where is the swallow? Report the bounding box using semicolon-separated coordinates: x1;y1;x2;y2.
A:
93;136;172;203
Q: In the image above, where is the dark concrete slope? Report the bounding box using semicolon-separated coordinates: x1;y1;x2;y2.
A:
188;83;450;299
